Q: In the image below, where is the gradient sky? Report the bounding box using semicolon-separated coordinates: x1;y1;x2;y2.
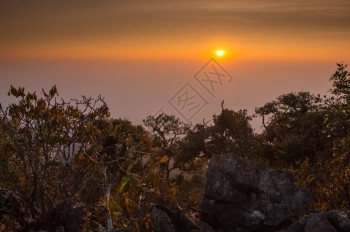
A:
1;0;349;130
1;0;350;60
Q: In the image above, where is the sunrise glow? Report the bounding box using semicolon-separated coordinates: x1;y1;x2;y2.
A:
216;50;225;57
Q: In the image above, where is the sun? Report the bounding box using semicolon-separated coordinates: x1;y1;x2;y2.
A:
216;50;225;57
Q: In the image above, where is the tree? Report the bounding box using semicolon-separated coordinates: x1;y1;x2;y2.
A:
175;122;207;172
205;107;259;160
255;92;327;167
143;113;189;179
0;86;117;230
330;63;350;102
253;64;350;211
319;63;350;210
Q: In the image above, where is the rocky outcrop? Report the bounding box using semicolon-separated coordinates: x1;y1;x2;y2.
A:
278;210;350;232
200;154;313;231
151;154;350;232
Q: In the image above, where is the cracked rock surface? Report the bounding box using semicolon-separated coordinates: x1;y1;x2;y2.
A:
200;154;313;231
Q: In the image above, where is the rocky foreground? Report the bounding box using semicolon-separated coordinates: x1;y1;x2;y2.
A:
1;154;350;231
152;154;350;232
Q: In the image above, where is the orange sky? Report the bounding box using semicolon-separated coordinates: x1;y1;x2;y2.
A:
1;0;349;61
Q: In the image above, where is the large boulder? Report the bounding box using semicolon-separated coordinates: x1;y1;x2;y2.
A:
200;154;313;231
278;210;350;232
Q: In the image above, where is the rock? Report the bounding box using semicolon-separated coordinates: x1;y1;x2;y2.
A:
0;187;86;231
60;200;86;232
200;154;313;231
44;199;86;231
304;213;337;232
175;209;215;232
278;211;350;232
0;186;35;231
151;206;176;232
54;226;65;232
277;216;308;232
327;210;350;231
151;205;215;232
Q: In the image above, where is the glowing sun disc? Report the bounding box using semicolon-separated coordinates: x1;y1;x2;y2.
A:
216;50;225;57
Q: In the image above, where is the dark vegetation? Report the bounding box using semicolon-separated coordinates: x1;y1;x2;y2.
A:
0;64;349;231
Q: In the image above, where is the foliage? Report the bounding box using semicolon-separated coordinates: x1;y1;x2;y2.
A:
255;92;327;167
2;63;350;231
206;108;259;160
0;86;110;222
143;113;189;179
254;64;350;211
0;86;151;231
320;63;350;210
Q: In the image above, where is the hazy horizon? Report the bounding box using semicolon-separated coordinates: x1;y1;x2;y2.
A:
1;0;349;131
0;58;339;131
